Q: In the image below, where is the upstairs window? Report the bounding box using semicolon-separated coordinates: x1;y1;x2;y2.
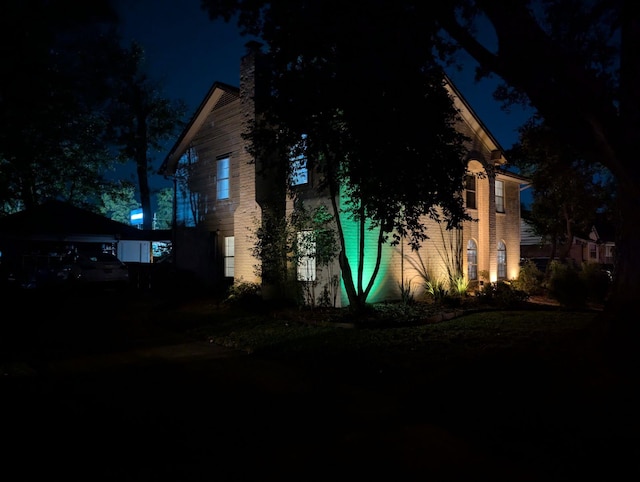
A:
290;134;308;186
495;180;505;213
465;175;476;210
217;156;230;200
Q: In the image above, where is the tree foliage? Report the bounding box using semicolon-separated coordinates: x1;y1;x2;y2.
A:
509;117;615;264
250;200;339;307
0;0;122;214
99;181;140;225
204;1;471;310
155;187;175;230
202;0;639;322
0;2;186;229
437;0;636;318
107;42;188;231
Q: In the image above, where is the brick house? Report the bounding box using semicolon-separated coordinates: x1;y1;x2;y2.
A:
158;44;526;307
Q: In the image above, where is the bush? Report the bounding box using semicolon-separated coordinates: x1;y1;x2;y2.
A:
513;259;545;295
476;280;529;308
547;261;587;309
225;280;262;306
579;262;612;304
450;274;469;297
425;278;448;304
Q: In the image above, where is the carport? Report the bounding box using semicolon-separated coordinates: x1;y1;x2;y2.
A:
0;200;170;288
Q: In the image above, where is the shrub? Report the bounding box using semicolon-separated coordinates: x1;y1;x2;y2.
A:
476;280;529;308
513;259;545;295
425;278;448;304
225;280;262;305
451;274;469;297
398;279;415;306
547;261;587;308
579;262;612;304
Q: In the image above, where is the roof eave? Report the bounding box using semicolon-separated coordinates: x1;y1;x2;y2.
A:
158;82;239;177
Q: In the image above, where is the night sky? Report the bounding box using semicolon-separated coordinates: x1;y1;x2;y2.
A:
115;0;533;202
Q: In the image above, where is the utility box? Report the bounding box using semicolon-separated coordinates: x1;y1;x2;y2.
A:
117;240;152;263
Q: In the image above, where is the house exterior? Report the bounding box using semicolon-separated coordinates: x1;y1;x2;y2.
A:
520;217;615;269
158;44;526;306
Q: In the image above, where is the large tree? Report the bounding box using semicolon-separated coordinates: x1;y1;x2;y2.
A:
0;0;123;214
108;42;187;231
509;117;614;266
231;3;471;310
437;1;635;325
202;0;637;324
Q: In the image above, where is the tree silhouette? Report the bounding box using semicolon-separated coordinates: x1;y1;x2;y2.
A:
108;42;187;231
235;8;469;310
0;0;122;214
202;0;639;324
508;118;614;266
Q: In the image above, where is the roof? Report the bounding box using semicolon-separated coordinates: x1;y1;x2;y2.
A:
157;56;525;184
0;200;150;242
158;81;240;177
443;74;507;163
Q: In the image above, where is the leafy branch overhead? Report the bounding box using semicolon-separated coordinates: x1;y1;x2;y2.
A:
216;2;473;309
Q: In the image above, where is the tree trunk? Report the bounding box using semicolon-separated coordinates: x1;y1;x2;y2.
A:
599;177;640;368
329;188;364;312
362;227;384;302
606;181;640;317
136;149;152;231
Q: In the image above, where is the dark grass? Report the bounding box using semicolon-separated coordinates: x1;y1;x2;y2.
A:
3;291;639;481
156;298;640;481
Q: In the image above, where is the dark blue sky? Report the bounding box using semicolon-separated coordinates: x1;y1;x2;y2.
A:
116;0;532;200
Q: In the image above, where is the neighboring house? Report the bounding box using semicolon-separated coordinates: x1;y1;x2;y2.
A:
520;217;615;269
158;43;527;307
0;200;169;287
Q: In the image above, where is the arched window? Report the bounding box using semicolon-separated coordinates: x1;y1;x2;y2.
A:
467;239;478;281
497;241;506;279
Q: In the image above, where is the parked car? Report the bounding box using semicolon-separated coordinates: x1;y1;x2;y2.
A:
59;252;130;289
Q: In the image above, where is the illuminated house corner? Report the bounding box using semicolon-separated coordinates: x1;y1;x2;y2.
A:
158;45;527;305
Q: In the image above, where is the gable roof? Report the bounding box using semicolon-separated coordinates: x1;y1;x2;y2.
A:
0;200;148;242
443;75;506;162
158;81;239;177
158;64;522;185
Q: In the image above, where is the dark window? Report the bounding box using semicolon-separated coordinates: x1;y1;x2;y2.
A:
290;134;308;186
495;180;505;213
465;175;476;210
467;239;478;280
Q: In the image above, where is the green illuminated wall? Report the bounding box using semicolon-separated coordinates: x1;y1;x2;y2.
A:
338;205;395;306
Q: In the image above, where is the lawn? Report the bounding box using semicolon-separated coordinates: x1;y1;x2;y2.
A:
156;296;610;384
6;291;639;481
160;298;640;480
205;307;598;354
